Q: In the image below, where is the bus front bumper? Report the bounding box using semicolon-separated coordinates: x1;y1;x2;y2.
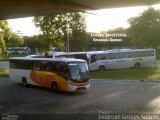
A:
68;84;90;91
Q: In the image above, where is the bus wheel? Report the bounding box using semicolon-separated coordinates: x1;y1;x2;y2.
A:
134;62;140;68
99;65;105;71
22;78;27;87
51;82;58;93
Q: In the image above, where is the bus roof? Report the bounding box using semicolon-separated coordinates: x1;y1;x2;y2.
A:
53;51;105;56
104;48;155;53
53;49;155;57
10;57;86;63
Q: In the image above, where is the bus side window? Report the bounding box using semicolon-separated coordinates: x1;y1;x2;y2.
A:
90;54;97;63
56;62;68;77
97;54;106;60
10;60;14;68
41;61;48;71
115;53;124;59
136;51;140;57
58;62;68;73
132;52;137;57
115;53;120;59
152;50;155;56
140;51;144;57
48;62;59;72
28;61;33;70
140;51;146;57
14;60;21;69
147;51;150;57
70;55;74;58
18;61;23;69
23;61;29;69
33;61;40;70
143;51;149;57
124;52;132;58
101;54;106;60
128;52;133;58
119;53;124;59
107;53;115;59
149;50;154;56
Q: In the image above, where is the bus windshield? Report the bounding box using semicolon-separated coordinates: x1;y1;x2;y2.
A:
68;62;89;82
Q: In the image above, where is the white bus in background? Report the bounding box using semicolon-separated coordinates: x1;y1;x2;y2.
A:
53;52;90;64
89;49;156;71
53;49;156;71
6;47;30;54
52;51;103;65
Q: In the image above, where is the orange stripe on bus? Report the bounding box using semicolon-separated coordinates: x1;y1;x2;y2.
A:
30;71;68;91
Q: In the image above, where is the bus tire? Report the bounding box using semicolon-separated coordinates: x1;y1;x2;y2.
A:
99;65;105;71
22;77;27;87
134;62;140;68
51;82;58;93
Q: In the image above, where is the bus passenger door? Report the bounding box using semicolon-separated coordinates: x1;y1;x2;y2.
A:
89;54;98;71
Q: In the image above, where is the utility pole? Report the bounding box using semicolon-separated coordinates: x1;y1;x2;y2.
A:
66;13;70;58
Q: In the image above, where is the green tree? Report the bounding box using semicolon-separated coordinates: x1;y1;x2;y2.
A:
127;7;160;48
0;34;5;55
68;13;89;51
0;20;12;54
0;20;12;44
70;30;89;51
6;33;24;47
24;35;44;52
33;12;88;51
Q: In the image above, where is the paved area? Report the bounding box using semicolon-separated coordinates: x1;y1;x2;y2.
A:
0;78;160;120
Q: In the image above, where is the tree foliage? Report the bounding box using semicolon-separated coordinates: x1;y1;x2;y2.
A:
0;20;12;54
0;20;12;43
33;12;88;51
127;7;160;47
6;33;24;47
0;34;5;55
24;35;44;51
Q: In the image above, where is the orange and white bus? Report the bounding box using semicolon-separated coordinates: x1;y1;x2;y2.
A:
9;57;90;92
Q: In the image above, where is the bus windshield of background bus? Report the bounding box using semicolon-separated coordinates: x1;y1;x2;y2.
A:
68;62;89;82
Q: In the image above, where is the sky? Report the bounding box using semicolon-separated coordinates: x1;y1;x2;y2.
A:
7;4;160;36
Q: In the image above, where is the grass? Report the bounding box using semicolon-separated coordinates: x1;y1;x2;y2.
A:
0;69;9;77
89;67;160;80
